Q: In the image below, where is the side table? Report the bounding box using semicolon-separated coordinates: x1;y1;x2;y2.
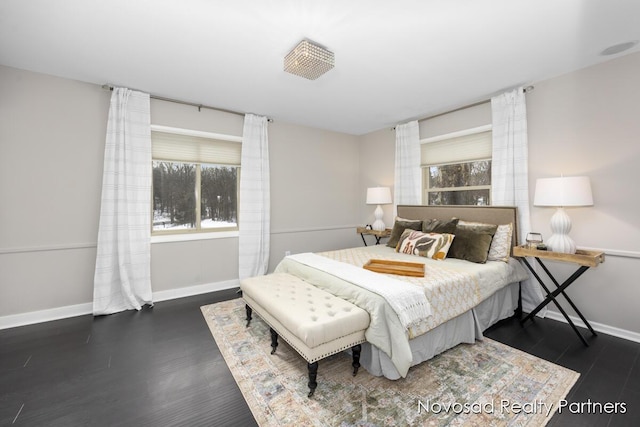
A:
356;227;391;246
513;246;605;346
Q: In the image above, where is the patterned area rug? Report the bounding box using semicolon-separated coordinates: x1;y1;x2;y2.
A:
201;299;579;426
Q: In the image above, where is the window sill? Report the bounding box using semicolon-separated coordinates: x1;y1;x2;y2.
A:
151;230;239;244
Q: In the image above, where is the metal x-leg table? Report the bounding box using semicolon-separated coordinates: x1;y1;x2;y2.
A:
514;246;605;346
356;227;391;246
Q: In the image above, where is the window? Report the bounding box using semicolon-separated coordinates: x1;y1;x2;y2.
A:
151;127;241;234
421;128;492;206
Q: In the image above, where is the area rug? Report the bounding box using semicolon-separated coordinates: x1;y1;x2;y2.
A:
201;299;579;426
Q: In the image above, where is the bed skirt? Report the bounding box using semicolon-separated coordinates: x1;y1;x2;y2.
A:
358;282;519;380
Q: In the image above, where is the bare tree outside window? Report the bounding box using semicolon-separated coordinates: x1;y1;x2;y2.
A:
153;161;237;232
425;160;491;205
200;164;237;229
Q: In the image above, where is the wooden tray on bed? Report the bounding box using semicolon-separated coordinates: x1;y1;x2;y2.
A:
363;259;425;277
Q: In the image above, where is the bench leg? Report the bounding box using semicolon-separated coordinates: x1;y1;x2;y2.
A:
245;304;252;327
307;361;318;397
270;328;278;354
351;344;361;376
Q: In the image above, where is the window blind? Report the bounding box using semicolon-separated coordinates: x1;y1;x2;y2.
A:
421;130;492;166
151;131;241;165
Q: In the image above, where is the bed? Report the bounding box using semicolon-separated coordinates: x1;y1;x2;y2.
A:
274;205;529;380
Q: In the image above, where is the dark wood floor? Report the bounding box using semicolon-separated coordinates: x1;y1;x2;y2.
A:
1;290;638;426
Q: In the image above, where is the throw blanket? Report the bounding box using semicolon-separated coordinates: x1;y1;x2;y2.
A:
276;255;419;377
288;253;432;328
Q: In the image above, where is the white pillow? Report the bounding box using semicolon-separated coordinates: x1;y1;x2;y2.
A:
487;223;513;262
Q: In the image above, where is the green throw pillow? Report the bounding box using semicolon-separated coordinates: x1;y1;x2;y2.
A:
386;217;422;248
422;217;459;234
456;220;498;235
448;228;495;263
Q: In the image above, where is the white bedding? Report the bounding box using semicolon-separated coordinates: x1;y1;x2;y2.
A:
287;252;432;328
275;245;528;378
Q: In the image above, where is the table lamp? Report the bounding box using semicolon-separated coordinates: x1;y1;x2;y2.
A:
366;187;392;231
533;176;593;254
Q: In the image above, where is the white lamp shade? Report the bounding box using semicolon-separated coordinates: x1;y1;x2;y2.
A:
366;187;392;205
533;176;593;207
534;176;593;254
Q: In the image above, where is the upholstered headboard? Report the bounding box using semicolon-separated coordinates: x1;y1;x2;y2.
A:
396;205;520;248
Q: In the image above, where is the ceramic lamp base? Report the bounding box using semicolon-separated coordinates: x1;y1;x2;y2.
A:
371;205;386;231
546;207;577;254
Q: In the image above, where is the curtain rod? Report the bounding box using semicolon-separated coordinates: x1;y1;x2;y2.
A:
392;85;534;130
101;84;272;122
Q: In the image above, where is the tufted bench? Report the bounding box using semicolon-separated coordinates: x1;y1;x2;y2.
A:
240;272;370;397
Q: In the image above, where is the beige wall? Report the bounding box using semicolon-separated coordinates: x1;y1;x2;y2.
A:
358;128;395;226
268;121;362;271
0;67;108;316
0;65;361;321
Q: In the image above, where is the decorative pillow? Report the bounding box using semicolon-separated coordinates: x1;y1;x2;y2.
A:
448;229;494;263
396;229;455;260
487;223;513;262
456;220;498;235
422;217;459;234
386;217;422;248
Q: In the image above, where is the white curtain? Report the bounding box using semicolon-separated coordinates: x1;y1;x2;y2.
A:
394;120;421;208
93;88;153;315
239;114;270;280
491;87;545;315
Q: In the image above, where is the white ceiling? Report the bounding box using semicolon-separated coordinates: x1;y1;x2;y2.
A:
1;0;639;135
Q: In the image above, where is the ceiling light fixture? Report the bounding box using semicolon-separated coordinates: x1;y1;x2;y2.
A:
284;40;334;80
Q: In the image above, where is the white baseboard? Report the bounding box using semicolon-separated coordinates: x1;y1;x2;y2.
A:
0;302;95;331
152;279;239;303
544;310;640;344
0;279;240;330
